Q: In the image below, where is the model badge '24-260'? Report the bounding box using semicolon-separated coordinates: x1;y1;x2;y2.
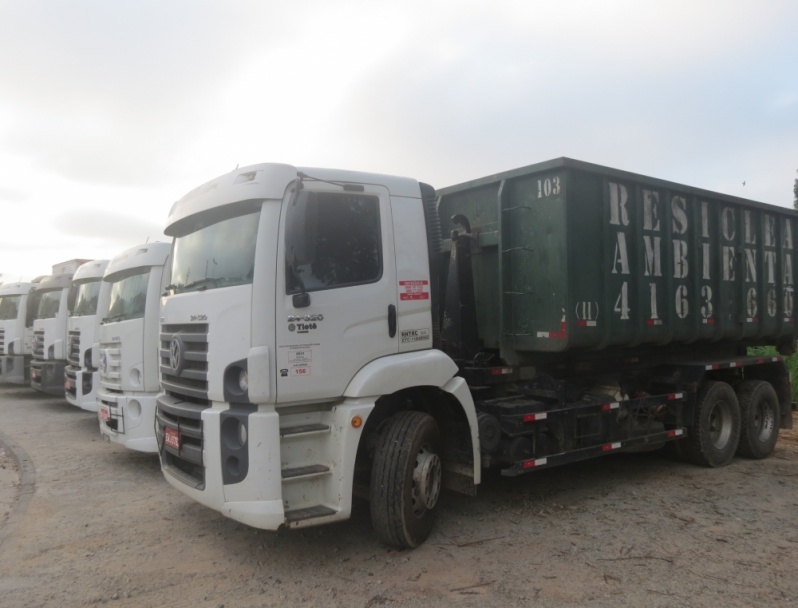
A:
169;336;185;375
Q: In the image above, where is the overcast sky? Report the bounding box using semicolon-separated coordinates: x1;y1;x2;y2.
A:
1;0;797;282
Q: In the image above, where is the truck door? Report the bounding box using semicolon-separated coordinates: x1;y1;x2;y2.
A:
275;184;397;403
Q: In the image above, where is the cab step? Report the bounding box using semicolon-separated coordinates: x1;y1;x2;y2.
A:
280;423;330;437
281;464;330;480
285;505;337;523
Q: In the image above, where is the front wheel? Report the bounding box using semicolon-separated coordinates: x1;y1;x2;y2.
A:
370;411;443;549
736;380;780;459
682;380;740;467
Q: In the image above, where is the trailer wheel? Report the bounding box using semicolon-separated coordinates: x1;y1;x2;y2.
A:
683;380;740;467
370;411;442;549
736;380;780;459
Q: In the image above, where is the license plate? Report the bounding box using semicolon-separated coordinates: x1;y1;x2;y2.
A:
164;427;181;450
99;406;110;422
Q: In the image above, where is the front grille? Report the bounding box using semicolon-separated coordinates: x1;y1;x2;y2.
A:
159;324;209;401
33;330;44;360
0;328;5;354
65;366;78;398
99;341;122;391
67;330;80;366
156;394;207;489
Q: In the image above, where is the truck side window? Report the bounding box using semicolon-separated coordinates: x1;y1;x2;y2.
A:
286;192;382;293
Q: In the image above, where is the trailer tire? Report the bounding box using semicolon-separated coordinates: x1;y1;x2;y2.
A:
683;381;740;467
370;411;442;549
736;380;780;459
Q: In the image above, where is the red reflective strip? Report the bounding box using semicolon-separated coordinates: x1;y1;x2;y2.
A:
490;368;512;376
522;458;547;469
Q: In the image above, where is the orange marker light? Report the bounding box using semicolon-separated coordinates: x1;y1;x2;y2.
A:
351;416;363;428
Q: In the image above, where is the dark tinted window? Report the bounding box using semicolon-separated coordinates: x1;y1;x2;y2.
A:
286;192;381;293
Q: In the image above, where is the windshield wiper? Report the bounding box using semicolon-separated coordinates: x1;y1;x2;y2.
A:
180;278;220;292
103;312;130;324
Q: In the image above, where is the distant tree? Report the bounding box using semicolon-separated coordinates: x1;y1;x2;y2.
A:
794;170;798;210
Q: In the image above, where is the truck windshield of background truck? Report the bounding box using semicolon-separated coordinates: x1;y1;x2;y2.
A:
105;269;151;323
285;191;382;293
169;208;260;295
0;295;21;320
71;280;102;316
35;289;62;320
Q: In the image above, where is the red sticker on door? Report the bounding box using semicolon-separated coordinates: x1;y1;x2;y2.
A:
399;280;430;301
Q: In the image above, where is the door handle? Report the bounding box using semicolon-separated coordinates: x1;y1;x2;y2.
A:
388;304;397;338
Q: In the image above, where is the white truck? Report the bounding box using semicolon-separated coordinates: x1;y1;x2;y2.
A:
65;260;110;411
98;242;171;451
30;260;89;395
155;161;794;548
0;281;41;384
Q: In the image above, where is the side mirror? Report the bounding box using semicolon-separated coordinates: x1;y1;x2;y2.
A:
292;293;311;308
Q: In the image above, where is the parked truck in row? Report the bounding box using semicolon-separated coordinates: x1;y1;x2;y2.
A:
31;260;90;396
0;281;42;384
65;260;110;411
98;242;171;451
155;158;795;547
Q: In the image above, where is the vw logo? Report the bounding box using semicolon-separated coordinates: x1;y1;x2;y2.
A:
169;336;184;375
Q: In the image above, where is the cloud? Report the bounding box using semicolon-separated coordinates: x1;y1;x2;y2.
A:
0;186;27;204
54;208;166;246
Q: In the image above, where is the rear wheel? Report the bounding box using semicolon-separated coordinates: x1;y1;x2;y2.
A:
370;411;442;549
682;380;740;467
736;380;780;459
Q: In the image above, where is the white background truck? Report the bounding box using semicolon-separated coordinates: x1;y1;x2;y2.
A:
65;260;110;411
155;160;795;548
30;260;89;395
0;281;40;384
98;242;170;451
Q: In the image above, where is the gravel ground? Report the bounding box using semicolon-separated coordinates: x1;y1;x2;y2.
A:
0;382;796;608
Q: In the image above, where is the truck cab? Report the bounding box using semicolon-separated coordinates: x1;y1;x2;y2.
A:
0;282;39;384
65;260;110;411
30;273;79;395
156;165;473;545
97;243;171;451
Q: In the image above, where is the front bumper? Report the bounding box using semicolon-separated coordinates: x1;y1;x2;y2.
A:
65;366;99;411
30;359;67;396
157;396;373;531
0;355;29;385
98;390;158;452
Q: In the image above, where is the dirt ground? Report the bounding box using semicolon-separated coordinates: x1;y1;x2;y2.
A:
0;383;796;608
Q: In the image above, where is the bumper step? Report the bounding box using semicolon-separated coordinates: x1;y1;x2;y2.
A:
280;423;330;437
285;505;337;523
282;464;330;480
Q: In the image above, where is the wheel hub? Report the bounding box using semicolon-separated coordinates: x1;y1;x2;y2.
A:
412;446;442;514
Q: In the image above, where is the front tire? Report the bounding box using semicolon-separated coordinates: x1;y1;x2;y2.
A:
736;380;780;459
682;380;740;467
370;411;442;549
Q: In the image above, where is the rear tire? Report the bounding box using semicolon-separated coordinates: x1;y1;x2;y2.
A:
736;380;780;459
370;411;442;549
682;380;740;467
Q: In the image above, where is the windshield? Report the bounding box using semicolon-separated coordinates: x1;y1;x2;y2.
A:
72;280;102;317
36;289;63;320
170;209;260;294
0;295;21;321
105;270;151;323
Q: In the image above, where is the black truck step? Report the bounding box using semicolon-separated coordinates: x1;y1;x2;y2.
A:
285;505;337;523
